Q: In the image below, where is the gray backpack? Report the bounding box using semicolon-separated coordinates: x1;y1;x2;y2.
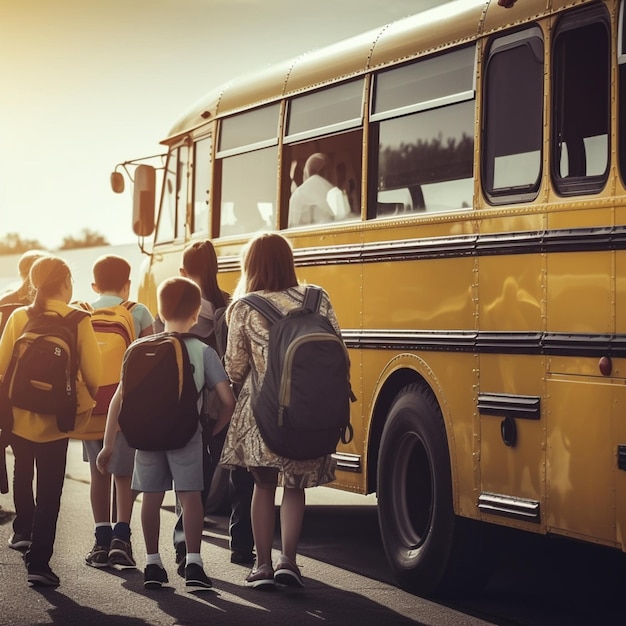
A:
242;286;354;460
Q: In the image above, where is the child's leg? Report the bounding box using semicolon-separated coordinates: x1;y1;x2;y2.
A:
176;491;203;554
250;482;277;567
89;463;112;525
279;487;305;562
113;474;134;526
107;474;138;566
141;492;165;555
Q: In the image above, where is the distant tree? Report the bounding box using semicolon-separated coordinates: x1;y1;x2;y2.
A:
59;228;109;250
0;232;47;255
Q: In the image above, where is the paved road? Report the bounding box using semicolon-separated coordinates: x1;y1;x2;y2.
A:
2;441;626;625
0;441;492;626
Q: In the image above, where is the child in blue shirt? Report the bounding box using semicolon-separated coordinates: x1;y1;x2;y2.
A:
83;255;154;568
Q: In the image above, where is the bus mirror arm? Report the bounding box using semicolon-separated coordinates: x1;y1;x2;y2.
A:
137;235;152;257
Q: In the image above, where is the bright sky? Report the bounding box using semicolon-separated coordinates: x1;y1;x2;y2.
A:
0;0;443;250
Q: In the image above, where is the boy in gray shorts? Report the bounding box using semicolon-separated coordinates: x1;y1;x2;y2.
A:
82;254;154;568
97;277;236;589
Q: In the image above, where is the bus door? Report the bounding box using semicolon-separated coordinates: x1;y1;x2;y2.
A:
144;143;192;314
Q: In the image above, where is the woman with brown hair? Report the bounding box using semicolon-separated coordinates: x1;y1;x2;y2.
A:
219;232;340;589
0;254;101;586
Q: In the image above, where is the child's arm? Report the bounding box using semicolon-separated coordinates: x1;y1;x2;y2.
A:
211;379;236;436
96;384;123;474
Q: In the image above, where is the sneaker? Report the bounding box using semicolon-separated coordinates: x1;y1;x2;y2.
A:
274;555;304;588
245;563;276;589
185;563;213;589
230;550;256;565
108;538;136;567
143;564;168;589
27;564;60;587
7;532;31;552
85;543;110;568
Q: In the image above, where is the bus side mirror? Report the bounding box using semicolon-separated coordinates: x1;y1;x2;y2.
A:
133;164;156;237
110;171;125;193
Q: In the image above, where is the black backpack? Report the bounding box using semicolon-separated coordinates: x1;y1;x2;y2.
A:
242;286;355;460
0;308;87;433
117;332;201;451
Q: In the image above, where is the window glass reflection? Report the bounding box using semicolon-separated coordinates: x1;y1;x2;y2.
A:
376;100;474;216
287;79;363;137
374;46;474;115
193;137;211;234
219;146;277;237
219;104;279;152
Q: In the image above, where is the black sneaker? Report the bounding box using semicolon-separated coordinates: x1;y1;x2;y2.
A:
85;543;110;568
7;532;31;552
27;564;60;587
108;538;136;567
144;564;168;589
185;563;212;589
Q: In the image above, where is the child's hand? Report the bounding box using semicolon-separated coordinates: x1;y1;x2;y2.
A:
96;446;112;475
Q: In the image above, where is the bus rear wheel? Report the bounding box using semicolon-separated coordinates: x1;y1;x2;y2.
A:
377;383;490;596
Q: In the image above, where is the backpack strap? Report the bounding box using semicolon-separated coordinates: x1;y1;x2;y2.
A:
72;301;94;313
121;301;138;312
241;294;284;326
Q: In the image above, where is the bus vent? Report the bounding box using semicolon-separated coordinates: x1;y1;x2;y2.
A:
332;452;361;473
618;445;626;471
478;492;540;523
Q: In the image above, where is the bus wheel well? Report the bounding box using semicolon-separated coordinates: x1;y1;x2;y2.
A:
367;367;424;494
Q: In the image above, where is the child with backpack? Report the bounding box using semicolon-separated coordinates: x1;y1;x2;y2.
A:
0;249;47;538
96;276;236;589
219;233;344;590
155;240;254;572
0;254;102;587
80;254;154;569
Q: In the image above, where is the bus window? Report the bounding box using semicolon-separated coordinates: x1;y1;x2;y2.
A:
552;6;610;195
284;79;364;228
176;145;189;239
483;28;543;202
283;132;362;228
216;104;280;237
219;146;278;237
192;136;212;235
372;47;475;216
620;1;626;183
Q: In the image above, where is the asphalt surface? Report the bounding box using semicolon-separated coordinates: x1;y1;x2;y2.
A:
0;440;491;626
2;441;626;625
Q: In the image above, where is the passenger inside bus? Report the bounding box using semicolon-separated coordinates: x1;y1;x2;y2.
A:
288;153;351;227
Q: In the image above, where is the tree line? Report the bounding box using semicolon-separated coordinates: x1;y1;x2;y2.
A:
0;229;109;255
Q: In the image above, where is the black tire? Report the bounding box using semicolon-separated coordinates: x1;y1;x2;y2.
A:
377;383;492;596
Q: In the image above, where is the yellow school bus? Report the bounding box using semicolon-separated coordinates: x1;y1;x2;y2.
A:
112;0;626;595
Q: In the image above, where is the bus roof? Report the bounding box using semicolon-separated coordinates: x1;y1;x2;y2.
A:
164;0;559;142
